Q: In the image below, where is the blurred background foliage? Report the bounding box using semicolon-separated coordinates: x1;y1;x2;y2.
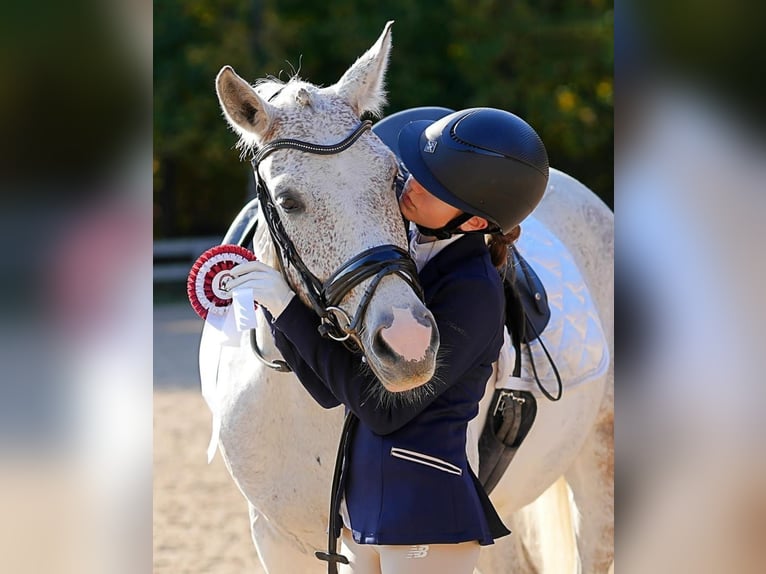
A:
154;0;613;237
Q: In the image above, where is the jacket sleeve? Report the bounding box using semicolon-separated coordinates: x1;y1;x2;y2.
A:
271;275;503;434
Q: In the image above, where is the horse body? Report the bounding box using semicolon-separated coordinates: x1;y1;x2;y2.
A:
527;170;614;574
476;168;614;574
214;329;341;558
205;23;613;574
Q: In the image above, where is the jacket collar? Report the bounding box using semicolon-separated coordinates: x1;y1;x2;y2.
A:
418;233;489;287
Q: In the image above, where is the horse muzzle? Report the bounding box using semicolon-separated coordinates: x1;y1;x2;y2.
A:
367;306;439;392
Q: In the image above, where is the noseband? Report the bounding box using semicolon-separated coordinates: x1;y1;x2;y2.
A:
251;120;423;351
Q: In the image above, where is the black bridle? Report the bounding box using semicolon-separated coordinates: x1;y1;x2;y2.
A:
250;120;423;351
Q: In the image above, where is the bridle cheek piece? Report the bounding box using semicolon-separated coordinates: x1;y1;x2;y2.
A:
251;120;424;351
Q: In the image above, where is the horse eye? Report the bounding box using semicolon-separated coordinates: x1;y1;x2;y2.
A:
276;193;303;213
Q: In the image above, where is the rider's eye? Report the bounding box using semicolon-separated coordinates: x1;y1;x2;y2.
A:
276;193;303;213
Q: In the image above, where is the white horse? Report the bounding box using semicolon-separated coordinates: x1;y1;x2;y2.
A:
202;22;613;574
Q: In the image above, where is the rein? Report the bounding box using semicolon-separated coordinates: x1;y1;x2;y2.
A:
250;121;423;348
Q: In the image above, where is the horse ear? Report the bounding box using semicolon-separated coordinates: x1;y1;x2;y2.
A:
216;66;275;141
333;21;394;117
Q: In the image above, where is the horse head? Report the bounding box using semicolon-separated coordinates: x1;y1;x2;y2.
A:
215;22;439;393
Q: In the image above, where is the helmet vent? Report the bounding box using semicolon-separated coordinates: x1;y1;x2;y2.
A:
448;112;549;175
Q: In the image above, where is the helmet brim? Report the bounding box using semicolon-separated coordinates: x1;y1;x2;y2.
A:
372;107;454;159
398;120;484;218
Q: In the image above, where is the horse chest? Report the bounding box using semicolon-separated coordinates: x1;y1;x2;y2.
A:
217;354;342;526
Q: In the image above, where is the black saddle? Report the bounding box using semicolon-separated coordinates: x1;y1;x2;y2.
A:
223;198;260;247
478;246;558;495
505;246;550;346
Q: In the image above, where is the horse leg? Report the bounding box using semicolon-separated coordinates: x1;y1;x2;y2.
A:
475;518;539;574
506;477;580;574
564;389;614;573
248;503;324;573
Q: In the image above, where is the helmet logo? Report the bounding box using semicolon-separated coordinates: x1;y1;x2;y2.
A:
423;139;438;153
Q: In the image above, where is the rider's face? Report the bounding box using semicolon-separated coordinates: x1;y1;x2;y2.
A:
398;176;462;229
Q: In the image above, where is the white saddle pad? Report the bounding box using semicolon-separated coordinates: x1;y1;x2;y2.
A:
495;216;610;397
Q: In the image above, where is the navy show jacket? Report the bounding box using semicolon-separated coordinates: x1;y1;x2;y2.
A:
269;233;509;545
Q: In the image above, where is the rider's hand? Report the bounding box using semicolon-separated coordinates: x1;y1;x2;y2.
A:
226;261;295;320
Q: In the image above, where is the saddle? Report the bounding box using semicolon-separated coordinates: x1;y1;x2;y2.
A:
223;197;260;247
478;247;554;495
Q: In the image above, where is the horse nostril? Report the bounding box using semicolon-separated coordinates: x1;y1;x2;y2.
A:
419;314;439;348
372;328;395;360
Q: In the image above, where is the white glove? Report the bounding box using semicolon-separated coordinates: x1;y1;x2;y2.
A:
226;260;296;320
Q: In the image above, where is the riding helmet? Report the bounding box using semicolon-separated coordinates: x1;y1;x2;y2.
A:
397;108;549;234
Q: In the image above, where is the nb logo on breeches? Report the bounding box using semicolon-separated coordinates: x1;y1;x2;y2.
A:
406;544;429;559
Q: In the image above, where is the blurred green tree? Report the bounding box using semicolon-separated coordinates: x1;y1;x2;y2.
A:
155;0;612;237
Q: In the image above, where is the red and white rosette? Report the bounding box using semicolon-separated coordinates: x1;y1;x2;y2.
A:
187;245;257;320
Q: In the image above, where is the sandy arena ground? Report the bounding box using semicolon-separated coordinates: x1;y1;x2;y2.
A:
154;302;264;573
153;391;265;574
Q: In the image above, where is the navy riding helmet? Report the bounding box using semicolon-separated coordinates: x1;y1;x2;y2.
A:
384;107;549;235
